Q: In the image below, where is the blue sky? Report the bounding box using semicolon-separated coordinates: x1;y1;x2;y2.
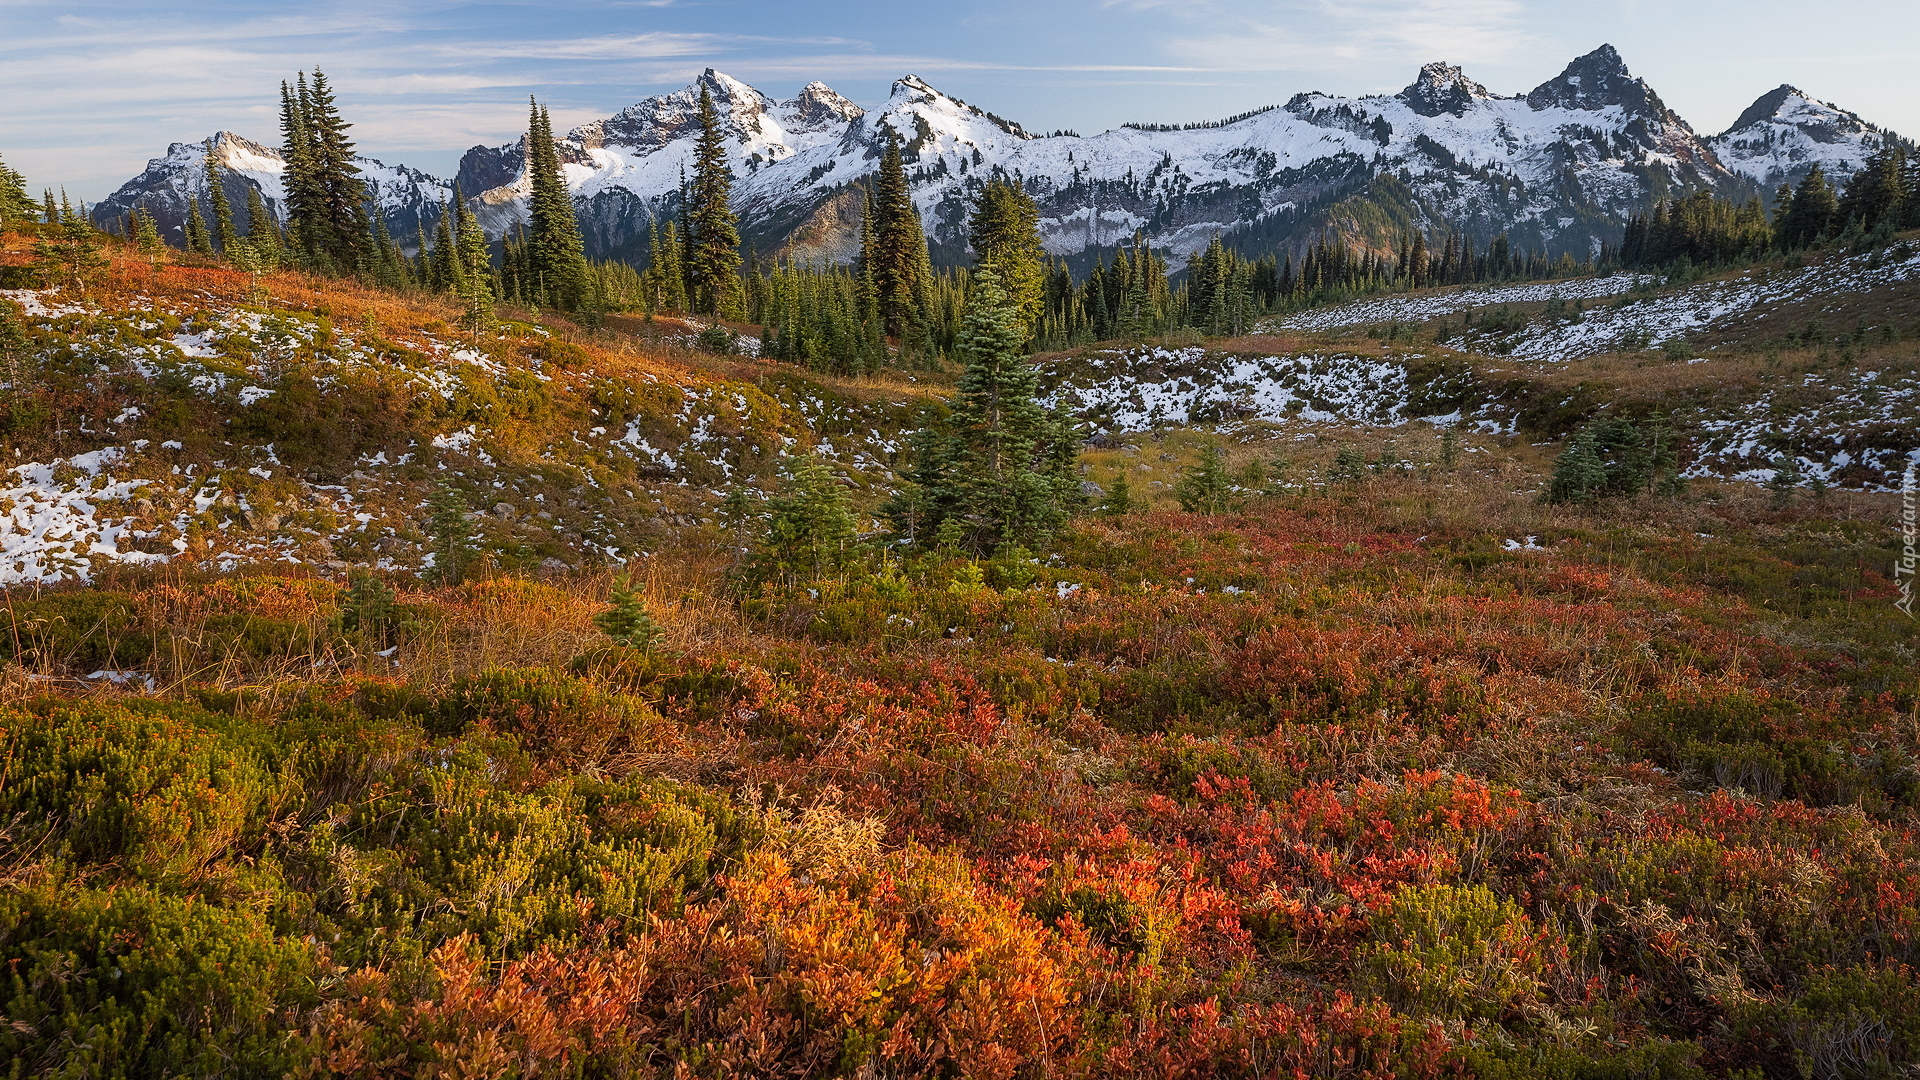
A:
4;0;1918;199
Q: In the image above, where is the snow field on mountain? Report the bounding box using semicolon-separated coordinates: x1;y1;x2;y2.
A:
1271;273;1651;333
1045;346;1443;433
1482;246;1920;362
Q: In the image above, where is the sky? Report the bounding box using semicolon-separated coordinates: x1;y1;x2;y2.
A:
4;0;1918;201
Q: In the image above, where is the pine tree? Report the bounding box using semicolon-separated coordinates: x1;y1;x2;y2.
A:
1097;472;1135;518
42;191;57;228
32;195;109;297
339;571;396;641
594;572;668;652
1838;141;1908;233
968;181;1046;335
1174;442;1240;514
131;208;166;270
1778;165;1839;249
686;87;743;319
303;69;370;270
889;265;1080;553
524;99;593;310
752;455;858;581
280;77;325;263
183;196;212;255
0;153;34;230
424;482;477;585
203;140;240;255
861;127;932;342
453;187;495;336
242;185;280;269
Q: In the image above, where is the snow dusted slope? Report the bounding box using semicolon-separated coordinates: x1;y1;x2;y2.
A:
1709;85;1894;189
91;132;450;251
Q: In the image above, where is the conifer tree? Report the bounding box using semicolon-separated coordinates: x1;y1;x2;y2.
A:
861;127;932;341
1174;442;1239;514
1097;472;1135;518
304;69;370;269
594;572;668;653
32;195;109;297
203;140;240;255
425;482;477;586
1838;142;1908;233
131;208;166;270
42;191;57;227
889;265;1080;553
752;455;858;581
183;196;212;255
1778;165;1839;249
524;99;593;310
686;87;743;319
0;154;34;230
968;181;1046;335
280;77;325;262
242;185;281;268
453;187;495;336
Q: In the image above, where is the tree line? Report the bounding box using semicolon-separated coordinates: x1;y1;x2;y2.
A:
1621;141;1920;269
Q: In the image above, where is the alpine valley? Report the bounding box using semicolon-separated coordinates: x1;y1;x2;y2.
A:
92;45;1900;268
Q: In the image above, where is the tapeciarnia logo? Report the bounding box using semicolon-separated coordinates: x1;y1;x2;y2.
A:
1899;461;1917;618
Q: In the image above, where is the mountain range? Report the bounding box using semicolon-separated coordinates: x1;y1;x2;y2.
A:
91;45;1901;268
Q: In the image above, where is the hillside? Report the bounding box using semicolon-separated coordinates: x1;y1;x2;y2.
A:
92;46;1901;267
4;224;1920;1077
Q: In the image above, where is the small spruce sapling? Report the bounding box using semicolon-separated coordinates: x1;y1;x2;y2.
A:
594;571;668;653
425;481;477;585
1768;455;1804;505
1174;442;1239;514
339;571;396;644
1097;473;1135;518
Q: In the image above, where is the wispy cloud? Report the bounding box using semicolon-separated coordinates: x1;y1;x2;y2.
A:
1149;0;1531;76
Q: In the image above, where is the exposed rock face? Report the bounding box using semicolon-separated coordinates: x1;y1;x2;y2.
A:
1399;62;1498;118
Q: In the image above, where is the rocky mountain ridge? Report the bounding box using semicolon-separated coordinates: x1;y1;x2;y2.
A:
91;46;1901;267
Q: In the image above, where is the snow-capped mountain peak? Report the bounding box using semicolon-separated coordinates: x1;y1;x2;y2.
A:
1398;62;1499;117
1709;84;1891;187
1525;44;1664;115
95;46;1901;271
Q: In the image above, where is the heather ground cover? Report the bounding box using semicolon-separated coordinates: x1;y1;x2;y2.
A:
4;464;1915;1078
4;229;1920;1078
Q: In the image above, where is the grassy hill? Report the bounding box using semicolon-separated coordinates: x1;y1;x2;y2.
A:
2;227;1919;1077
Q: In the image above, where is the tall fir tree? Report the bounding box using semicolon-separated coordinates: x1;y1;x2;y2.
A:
860;127;933;343
131;208;166;270
686;87;743;319
183;196;212;255
0;153;35;230
1838;141;1908;232
889;265;1080;553
303;69;370;270
203;140;240;255
1778;165;1840;249
524;99;593;310
279;77;325;262
967;181;1047;336
32;194;109;297
242;184;281;268
453;186;495;335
